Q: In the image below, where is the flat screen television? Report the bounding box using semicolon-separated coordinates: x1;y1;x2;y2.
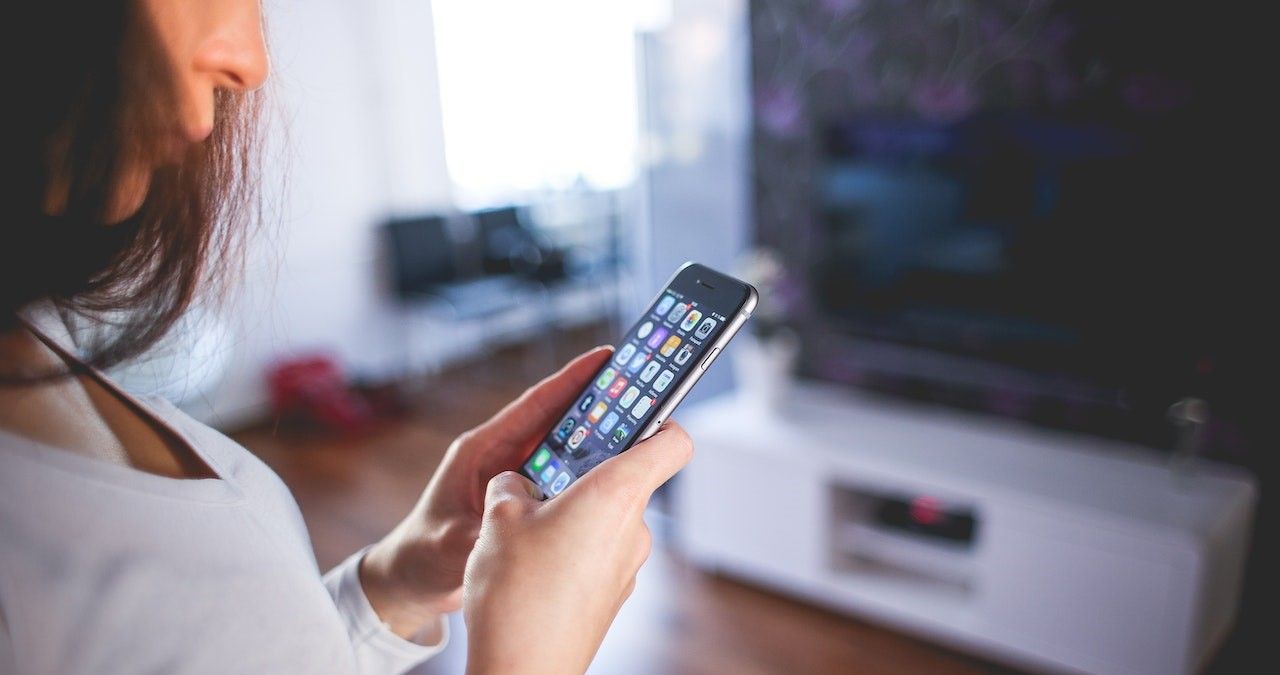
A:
751;0;1267;450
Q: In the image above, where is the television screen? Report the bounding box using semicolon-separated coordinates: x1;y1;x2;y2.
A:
815;112;1195;398
752;0;1266;447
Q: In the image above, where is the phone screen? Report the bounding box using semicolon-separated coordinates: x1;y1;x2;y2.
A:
521;264;751;496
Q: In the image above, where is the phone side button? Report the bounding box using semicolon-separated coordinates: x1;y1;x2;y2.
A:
700;347;721;371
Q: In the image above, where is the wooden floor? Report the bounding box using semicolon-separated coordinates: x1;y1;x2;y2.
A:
234;331;1016;675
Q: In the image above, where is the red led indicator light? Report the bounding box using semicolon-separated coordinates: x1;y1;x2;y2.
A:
909;496;944;526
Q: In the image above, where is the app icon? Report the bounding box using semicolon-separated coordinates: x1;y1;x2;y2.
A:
599;411;620;434
577;393;595;412
607;376;629;399
619;386;641;408
680;310;703;332
639;361;661;383
646;327;670;350
654;295;676;316
614;343;637;366
612;425;630;443
567;426;589;451
525;448;552;477
660;335;682;357
595;368;617;390
674;344;695;365
549;472;572;495
694;317;717;340
666;303;689;324
653;369;675;392
631;396;655;418
532;446;552;470
636;321;654;340
588;401;609;423
555;416;576;441
627;351;648;374
540;460;560;483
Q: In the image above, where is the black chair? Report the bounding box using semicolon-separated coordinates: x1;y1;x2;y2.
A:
382;214;530;319
474;206;567;283
384;215;459;298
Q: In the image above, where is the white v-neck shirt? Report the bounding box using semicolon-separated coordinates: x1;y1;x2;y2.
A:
0;305;446;674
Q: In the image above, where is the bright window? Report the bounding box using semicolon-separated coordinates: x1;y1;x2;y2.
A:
432;1;642;207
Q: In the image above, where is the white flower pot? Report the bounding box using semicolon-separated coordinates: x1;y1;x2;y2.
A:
732;329;800;416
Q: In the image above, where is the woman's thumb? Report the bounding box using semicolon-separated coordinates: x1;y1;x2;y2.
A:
483;471;541;516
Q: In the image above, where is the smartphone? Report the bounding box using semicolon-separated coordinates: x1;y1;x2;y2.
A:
521;262;757;497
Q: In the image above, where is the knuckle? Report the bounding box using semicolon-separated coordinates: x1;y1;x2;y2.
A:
486;494;525;521
632;529;653;568
675;434;694;463
650;422;693;462
451;429;479;453
484;472;528;519
668;425;695;458
486;470;518;490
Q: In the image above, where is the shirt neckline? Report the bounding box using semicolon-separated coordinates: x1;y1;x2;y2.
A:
0;301;244;505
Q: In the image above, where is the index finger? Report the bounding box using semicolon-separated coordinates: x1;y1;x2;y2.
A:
472;346;613;447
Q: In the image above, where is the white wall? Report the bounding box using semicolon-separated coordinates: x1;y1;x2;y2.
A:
181;0;453;428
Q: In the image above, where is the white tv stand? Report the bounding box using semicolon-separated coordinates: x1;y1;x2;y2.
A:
674;384;1255;675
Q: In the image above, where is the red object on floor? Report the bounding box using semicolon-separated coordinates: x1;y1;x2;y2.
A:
266;355;373;432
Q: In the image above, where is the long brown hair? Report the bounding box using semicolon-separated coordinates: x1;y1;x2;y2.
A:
2;0;262;380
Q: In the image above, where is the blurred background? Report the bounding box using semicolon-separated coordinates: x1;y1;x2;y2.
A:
115;1;1272;673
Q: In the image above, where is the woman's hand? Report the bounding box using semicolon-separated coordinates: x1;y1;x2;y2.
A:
462;421;694;675
360;347;614;638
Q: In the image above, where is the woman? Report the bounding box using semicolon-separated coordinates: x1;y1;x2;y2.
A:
0;1;692;673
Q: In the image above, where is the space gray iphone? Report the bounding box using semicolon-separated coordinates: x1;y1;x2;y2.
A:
520;262;757;497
